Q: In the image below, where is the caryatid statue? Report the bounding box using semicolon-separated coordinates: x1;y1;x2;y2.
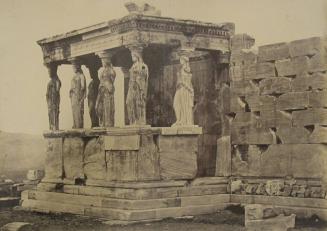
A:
96;53;116;127
69;60;86;129
126;47;149;125
172;55;194;126
87;65;100;127
46;63;61;130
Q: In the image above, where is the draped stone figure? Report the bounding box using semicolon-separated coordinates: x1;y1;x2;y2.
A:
172;55;194;126
87;66;100;127
46;64;61;130
96;57;116;127
126;49;149;125
70;62;86;129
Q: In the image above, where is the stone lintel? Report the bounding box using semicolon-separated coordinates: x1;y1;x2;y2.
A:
160;126;203;135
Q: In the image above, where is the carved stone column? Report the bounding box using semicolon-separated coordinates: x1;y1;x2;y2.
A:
96;51;116;127
46;63;61;130
86;64;100;128
125;45;149;126
69;58;86;129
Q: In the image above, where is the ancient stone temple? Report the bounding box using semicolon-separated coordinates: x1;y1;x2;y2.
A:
22;2;327;222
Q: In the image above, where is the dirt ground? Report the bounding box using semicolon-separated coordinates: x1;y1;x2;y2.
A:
0;207;326;231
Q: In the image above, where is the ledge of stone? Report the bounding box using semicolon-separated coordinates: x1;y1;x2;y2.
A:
43;126;203;138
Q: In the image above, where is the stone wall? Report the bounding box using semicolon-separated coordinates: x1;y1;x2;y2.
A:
148;53;229;177
224;35;327;199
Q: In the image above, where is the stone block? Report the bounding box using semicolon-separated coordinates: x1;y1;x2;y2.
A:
158;136;198;180
309;126;327;143
231;180;243;193
230;95;246;113
230;50;257;66
215;136;231;177
180;194;230;207
258;42;290;62
245;95;276;112
231;126;276;144
275;56;309;76
260;110;292;128
231;80;259;96
309;52;327;72
1;222;32;231
276;92;309;110
260;145;290;177
232;112;260;127
104;135;140;150
231;145;262;177
289;37;324;57
309;90;327;108
26;170;44;181
244;62;276;80
231;34;255;51
290;144;327;178
84;137;106;180
259;77;292;95
44;138;63;180
229;65;244;81
292;108;327;126
106;151;138;181
136;135;160;181
63;137;84;180
276;127;310;144
292;72;327;91
246;214;295;231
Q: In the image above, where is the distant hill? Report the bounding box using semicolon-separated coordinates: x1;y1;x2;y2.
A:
0;131;45;181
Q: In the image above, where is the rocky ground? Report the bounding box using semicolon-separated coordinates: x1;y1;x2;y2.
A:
0;207;326;231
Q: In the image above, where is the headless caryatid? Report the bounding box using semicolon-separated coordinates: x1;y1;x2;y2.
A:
70;62;86;129
87;66;100;127
172;55;194;126
96;56;116;127
126;49;149;125
46;64;61;130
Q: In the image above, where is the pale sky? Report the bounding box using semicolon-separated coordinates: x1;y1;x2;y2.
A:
0;0;326;134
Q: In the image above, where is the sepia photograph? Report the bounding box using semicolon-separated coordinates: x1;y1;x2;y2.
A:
0;0;326;230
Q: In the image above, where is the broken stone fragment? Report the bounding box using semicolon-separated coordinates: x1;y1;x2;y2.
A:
265;180;284;196
230;179;243;193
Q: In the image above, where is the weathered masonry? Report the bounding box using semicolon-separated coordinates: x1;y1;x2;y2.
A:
22;2;327;221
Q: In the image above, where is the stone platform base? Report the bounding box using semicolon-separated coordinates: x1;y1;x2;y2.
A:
20;178;327;222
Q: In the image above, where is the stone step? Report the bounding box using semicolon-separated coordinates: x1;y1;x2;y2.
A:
22;190;230;210
21;197;230;221
39;183;227;200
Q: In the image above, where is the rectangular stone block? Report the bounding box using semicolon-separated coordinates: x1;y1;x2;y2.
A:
246;95;276;112
232;145;262;176
229;65;243;81
276;92;309;110
230;95;246;113
106;151;138;181
258;42;290;62
231;126;276;145
276;127;310;144
232;112;260;128
309;91;327;108
231;80;259;96
259;77;292;95
292;72;327;91
309;126;327;143
63;137;84;180
309;52;327;72
290;144;327;178
292;108;327;126
230;50;257;65
84;137;106;180
158;135;198;180
44;138;63;180
104;135;140;151
260;110;292;128
289;37;324;57
244;62;276;80
215;136;231;177
275;56;309;76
